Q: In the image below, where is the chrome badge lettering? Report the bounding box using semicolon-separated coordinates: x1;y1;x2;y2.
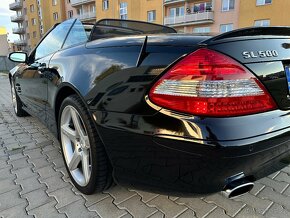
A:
242;50;278;59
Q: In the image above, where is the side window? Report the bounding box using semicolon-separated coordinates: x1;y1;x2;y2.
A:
35;19;74;60
63;20;89;49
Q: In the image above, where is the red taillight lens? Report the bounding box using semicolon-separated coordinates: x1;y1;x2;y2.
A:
149;48;277;117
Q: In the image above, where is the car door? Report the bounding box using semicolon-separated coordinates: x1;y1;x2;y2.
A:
15;19;75;122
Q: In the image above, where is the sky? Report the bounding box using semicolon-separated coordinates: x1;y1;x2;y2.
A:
0;0;18;42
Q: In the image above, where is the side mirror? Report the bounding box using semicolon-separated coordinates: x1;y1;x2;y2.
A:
8;52;28;63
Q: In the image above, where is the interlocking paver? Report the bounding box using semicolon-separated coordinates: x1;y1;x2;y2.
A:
28;157;52;170
176;197;216;217
235;205;264;218
16;175;46;195
131;189;159;203
104;186;137;204
205;207;231;218
147;196;187;217
28;201;67;218
39;174;70;193
58;199;99;218
0;178;20;194
88;196;129;218
49;186;83;209
12;166;35;180
0;188;26;211
176;209;196;217
265;203;290;218
0;166;16;181
23;188;56;211
72;186;110;207
36;165;61;179
258;187;290;210
118;195;158;218
8;157;31;169
0;202;32;218
51;157;66;169
275;171;290;184
234;193;272;214
204;193;245;217
259;176;289;193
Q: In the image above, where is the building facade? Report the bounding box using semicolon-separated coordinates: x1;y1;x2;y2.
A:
10;0;66;52
9;0;27;51
10;0;290;52
95;0;163;24
70;0;96;23
239;0;290;28
163;0;240;33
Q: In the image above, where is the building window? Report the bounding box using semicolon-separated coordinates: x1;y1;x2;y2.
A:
68;10;73;18
31;18;36;25
53;12;58;20
90;5;96;13
30;4;34;12
192;2;212;13
222;0;235;11
147;10;156;22
254;19;270;26
52;0;57;6
23;8;27;15
103;0;109;10
40;25;44;34
193;27;211;33
33;31;37;38
169;7;185;17
220;23;233;33
256;0;272;5
120;2;128;19
27;33;30;39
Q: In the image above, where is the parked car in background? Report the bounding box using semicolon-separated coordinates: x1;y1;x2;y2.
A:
8;19;290;198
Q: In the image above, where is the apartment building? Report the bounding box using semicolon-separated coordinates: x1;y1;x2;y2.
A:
239;0;290;28
164;0;240;33
9;0;27;51
95;0;163;24
10;0;66;51
70;0;96;23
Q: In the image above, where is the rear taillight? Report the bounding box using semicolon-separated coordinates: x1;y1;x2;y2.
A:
149;48;277;117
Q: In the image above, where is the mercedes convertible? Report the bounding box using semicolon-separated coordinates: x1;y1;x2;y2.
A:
8;19;290;198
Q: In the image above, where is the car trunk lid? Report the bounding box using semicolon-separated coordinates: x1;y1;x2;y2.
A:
204;27;290;110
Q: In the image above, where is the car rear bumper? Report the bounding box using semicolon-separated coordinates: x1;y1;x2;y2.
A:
93;109;290;195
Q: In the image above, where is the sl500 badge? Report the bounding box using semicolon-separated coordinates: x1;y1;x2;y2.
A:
242;50;278;59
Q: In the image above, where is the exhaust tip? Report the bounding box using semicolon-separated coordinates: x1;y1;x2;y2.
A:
222;182;254;199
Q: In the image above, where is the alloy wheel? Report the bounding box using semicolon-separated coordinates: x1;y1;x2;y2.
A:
60;105;92;186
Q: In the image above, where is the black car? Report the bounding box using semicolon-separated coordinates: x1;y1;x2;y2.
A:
8;19;290;198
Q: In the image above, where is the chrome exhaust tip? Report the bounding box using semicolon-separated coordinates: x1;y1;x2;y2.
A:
222;173;254;199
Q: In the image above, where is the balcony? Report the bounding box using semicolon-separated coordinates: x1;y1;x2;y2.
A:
14;39;27;46
11;15;24;22
9;1;23;10
71;0;95;6
12;27;25;34
76;11;96;21
164;0;185;5
164;11;214;26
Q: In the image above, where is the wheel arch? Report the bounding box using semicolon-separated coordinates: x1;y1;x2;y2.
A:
54;83;88;136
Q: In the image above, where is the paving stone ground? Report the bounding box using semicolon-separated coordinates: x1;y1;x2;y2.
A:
1;73;290;218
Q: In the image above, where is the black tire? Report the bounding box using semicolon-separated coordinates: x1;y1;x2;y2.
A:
10;79;29;117
58;94;112;194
